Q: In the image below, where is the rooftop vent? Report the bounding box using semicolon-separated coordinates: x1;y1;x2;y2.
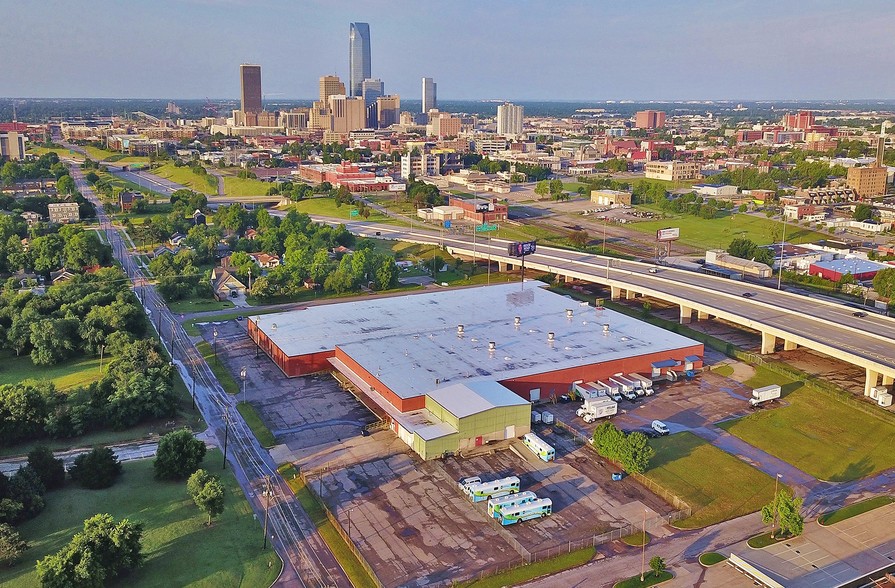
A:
603;324;610;334
457;324;464;336
488;341;496;351
566;308;574;319
547;332;555;342
514;316;521;327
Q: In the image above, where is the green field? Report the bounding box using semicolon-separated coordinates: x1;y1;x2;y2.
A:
84;146;151;165
628;211;828;250
718;386;895;482
29;146;83;160
818;496;895;526
0;351;105;391
0;450;280;588
221;174;270;197
167;297;235;314
153;163;216;194
699;552;726;566
644;432;781;528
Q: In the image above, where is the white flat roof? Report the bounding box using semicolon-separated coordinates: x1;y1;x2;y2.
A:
428;380;529;419
252;282;699;400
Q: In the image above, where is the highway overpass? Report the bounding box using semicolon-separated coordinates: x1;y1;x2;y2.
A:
313;218;895;396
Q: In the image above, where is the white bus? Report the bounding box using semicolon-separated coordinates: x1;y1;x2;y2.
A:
487;491;538;518
498;498;553;526
465;476;520;503
522;433;556;462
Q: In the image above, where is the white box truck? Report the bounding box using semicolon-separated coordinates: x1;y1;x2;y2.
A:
749;384;782;406
574;381;607;400
599;380;623;402
628;374;654;396
576;397;618;423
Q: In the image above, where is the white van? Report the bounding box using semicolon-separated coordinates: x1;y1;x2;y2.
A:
651;420;670;436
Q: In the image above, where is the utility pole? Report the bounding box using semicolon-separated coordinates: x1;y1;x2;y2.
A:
222;407;230;470
262;475;271;549
170;317;176;352
640;508;647;581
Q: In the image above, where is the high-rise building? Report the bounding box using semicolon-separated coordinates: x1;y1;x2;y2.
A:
240;64;263;114
319;75;346;103
496;102;524;137
349;22;371;98
0;130;26;161
782;110;815;131
634;110;666;129
361;78;384;128
876;135;887;167
422;77;437;113
847;166;888;200
376;95;400;128
329;95;367;134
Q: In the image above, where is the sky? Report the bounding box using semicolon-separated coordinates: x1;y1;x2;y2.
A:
2;0;895;101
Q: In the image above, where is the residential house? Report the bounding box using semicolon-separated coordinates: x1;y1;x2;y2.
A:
192;209;206;225
248;252;281;269
48;202;80;224
168;233;186;248
20;211;42;226
119;191;143;212
245;228;259;240
210;267;247;301
50;269;77;284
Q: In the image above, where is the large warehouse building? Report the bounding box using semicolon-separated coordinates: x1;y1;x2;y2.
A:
248;282;703;459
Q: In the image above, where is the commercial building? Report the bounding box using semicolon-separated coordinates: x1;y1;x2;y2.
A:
704;250;773;279
590;189;632;206
401;152;439;178
297;161;400;193
328;95;367;134
693;183;738;198
634;110;666;129
376;95;400;128
447;195;508;222
422;77;437;113
319;75;345;103
0;130;26;160
361;78;384;127
349;22;372;97
496;102;524;137
240;64;263;114
782;110;815;130
846;166;888;199
247;283;703;459
644;161;701;182
809;258;888;282
429;113;462;138
48;202;80;224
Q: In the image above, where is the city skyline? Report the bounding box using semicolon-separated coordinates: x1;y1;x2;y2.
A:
3;0;895;101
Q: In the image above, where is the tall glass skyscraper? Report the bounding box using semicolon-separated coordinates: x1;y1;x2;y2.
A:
349;22;371;98
422;77;437;113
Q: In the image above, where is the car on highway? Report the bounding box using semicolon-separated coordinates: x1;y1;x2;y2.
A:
648;267;659;274
853;311;867;317
741;292;755;298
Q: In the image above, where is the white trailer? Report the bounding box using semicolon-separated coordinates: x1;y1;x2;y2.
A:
749;384;782;406
609;375;635;393
576;397;618;422
573;381;607;400
541;411;555;425
531;411;542;424
628;373;654;396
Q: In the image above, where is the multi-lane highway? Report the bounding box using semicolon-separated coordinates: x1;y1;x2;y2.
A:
71;166;350;588
307;218;895;390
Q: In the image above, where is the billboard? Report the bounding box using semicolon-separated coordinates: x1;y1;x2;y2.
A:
387;183;406;192
507;241;537;257
656;228;680;241
475;202;493;213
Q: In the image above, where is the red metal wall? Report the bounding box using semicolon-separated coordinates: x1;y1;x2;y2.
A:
499;344;704;401
247;319;334;377
334;348;426;412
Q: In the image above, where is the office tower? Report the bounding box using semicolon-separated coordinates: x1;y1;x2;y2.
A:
496;102;524;137
240;64;263;113
377;95;400;128
634;110;666;129
422;77;437;113
0;131;26;161
349;22;372;97
362;78;384;128
876;135;886;167
329;95;367;134
319;75;346;103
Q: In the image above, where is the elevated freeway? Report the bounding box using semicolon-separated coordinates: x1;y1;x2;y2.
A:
316;218;895;395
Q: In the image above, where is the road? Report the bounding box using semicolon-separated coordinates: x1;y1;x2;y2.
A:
70;166;350;588
0;440;165;476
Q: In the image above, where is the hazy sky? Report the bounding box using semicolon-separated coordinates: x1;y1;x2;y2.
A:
3;0;894;101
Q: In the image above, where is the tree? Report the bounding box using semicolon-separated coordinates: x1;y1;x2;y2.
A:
0;523;27;567
7;466;45;522
618;431;654;474
27;445;66;490
154;429;206;480
187;469;226;525
761;490;804;538
56;175;76;196
36;513;143;587
872;268;895;299
549;178;564;197
853;203;876;222
649;555;666;577
534;180;550;197
569;230;589;249
70;447;122;489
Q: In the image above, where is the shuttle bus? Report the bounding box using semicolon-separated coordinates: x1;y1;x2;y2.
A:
522;433;556;462
498;498;553;526
487;491;538;518
465;476;520;503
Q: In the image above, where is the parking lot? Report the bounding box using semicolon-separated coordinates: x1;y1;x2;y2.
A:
542;371;756;439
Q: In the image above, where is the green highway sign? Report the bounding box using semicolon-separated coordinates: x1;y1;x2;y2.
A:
349;209;359;217
475;223;498;232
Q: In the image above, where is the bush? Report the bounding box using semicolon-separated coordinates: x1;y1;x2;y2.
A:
592;422;655;474
154;429;206;480
0;523;27;567
27;445;66;490
70;447;122;489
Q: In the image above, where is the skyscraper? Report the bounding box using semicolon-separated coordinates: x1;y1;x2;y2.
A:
361;78;384;128
319;75;346;103
240;64;262;114
349;22;371;98
422;77;437;113
496;102;524;137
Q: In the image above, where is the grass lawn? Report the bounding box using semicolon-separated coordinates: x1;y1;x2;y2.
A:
718;385;895;482
747;530;789;549
167;297;235;314
0;351;105;391
627;211;828;251
454;548;596;588
184;310;281;336
277;464;378;588
621;531;651;547
84;146;151;165
0;450;280;588
712;364;735;378
96;169;166;199
818;496;895;526
195;341;240;395
644;432;781;529
221;175;270;197
30;146;83;160
237;402;276;448
614;571;673;588
153;163;216;194
699;552;727;566
283;198;391;221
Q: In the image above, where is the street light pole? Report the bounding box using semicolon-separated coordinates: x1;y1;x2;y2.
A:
777;213;788;290
213;328;219;365
772;472;782;537
222;406;230;470
240;366;247;404
640;508;647;581
262;475;271;549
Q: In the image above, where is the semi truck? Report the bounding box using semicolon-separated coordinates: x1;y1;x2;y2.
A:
749;384;782;406
576;397;618;423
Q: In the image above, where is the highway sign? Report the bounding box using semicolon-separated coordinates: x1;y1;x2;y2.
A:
476;223;498;232
444;220;451;228
508;240;537;257
349;209;359;217
656;227;680;241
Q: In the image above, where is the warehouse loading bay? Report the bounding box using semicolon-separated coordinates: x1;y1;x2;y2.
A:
200;303;876;588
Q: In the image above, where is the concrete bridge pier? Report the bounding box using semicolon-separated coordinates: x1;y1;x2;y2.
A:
761;332;777;354
697;310;710;320
865;368;881;396
883;375;894;386
783;339;798;351
498;262;511;272
610;286;622;300
564;275;574;283
625;289;636;300
679;305;693;324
